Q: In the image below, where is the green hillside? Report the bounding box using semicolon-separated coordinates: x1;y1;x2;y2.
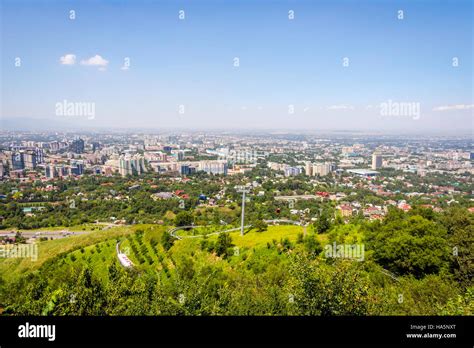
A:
0;225;137;282
0;209;472;316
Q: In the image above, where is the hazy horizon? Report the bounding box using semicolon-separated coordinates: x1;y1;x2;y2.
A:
1;116;473;138
1;0;473;133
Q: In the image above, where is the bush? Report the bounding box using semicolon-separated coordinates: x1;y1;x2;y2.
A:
304;234;323;257
215;232;234;258
161;232;176;251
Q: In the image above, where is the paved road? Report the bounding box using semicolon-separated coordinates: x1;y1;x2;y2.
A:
0;230;91;240
0;222;117;240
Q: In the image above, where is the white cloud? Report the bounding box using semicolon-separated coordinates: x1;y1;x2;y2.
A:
59;54;76;65
80;55;109;67
433;104;474;111
327;104;355;110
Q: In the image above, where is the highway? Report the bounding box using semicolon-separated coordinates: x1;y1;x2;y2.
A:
0;230;91;240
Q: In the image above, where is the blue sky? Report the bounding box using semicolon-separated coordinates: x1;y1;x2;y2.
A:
1;0;472;132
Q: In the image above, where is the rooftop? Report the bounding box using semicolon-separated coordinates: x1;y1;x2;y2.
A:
347;169;380;176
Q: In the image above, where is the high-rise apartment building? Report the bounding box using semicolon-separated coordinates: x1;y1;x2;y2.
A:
198;160;228;175
91;142;101;152
9;152;25;170
45;164;58;179
119;154;147;176
23;151;37;169
70;160;85;176
312;163;335;176
372;153;383;170
284;166;301;177
305;161;313;176
70;138;85;154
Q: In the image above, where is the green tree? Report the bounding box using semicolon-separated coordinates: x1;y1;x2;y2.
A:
441;207;474;288
174;211;194;227
252;218;268;232
367;215;450;278
215;232;234;258
315;211;331;234
287;255;375;315
304;234;323;258
161;231;176;251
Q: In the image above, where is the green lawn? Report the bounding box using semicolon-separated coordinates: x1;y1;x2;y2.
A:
207;225;304;248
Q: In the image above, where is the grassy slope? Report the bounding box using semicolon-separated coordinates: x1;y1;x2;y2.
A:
120;225;168;270
0;225;137;282
62;239;118;281
0;224;325;282
106;225;316;277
